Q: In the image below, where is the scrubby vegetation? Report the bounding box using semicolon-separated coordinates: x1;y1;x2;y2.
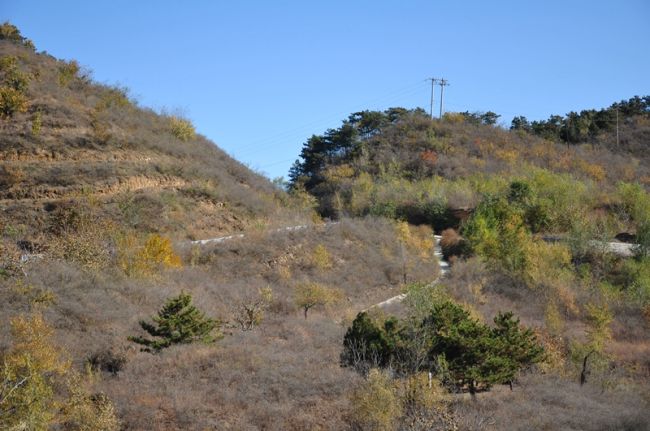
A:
288;99;649;428
1;22;648;430
1;312;120;430
0;22;307;246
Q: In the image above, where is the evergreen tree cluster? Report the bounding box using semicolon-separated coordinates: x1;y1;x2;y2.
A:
289;107;425;190
511;95;650;144
341;301;544;394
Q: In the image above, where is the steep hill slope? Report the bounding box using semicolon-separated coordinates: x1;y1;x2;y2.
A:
0;27;303;243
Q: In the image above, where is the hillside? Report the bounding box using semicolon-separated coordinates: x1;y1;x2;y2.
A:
0;27;304;244
289;103;649;223
289;104;650;428
0;24;444;430
1;23;649;431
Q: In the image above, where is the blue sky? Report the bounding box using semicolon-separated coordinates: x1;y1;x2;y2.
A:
3;1;649;179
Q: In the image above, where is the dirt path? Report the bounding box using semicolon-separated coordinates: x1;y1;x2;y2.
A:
192;225;450;310
367;235;448;310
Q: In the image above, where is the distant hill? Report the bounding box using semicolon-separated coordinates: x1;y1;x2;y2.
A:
289;101;649;228
0;24;304;243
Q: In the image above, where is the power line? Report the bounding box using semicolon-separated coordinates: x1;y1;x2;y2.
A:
230;82;427;159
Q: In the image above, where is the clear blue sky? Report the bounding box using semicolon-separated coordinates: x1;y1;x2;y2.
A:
3;1;649;179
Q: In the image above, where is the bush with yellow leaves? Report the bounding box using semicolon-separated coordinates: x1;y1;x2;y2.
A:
348;369;402;431
309;244;333;270
169;116;196;141
117;233;182;277
348;369;456;431
0;313;120;430
0;55;30;118
293;282;343;319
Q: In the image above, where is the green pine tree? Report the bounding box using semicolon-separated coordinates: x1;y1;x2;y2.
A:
129;292;221;352
342;301;544;394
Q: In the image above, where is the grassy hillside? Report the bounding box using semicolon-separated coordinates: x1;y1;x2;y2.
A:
0;26;305;244
0;24;444;430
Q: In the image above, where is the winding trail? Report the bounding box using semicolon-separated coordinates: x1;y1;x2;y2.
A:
192;225;451;310
367;235;449;310
190;224;318;245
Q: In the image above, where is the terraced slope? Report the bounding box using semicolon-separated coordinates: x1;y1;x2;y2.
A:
0;36;304;242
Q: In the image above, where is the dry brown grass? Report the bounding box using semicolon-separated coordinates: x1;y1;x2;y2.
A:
451;373;649;431
0;217;439;429
0;38;308;245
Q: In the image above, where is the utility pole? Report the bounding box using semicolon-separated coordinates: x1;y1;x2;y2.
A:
438;79;449;118
427;78;440;119
616;106;619;148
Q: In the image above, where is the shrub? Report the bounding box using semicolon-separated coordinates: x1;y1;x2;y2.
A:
0;240;23;279
0;86;28;118
508;180;533;205
0;165;24;189
348;369;457;431
462;195;530;274
635;220;650;259
584;302;613;353
401;282;450;321
53;229;112;271
310;244;333;270
523;240;573;289
87;350;127;375
128;292;222;352
0;313;120;430
0;313;68;429
169;116;196;141
231;286;273;331
395;373;457;430
0;56;29;118
58;60;81;86
0;22;35;49
348;368;401;431
621;257;650;306
369;201;397;219
31;109;42;136
95;86;131;111
618;182;650;223
118;233;182;277
62;385;121;431
294;282;343;319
